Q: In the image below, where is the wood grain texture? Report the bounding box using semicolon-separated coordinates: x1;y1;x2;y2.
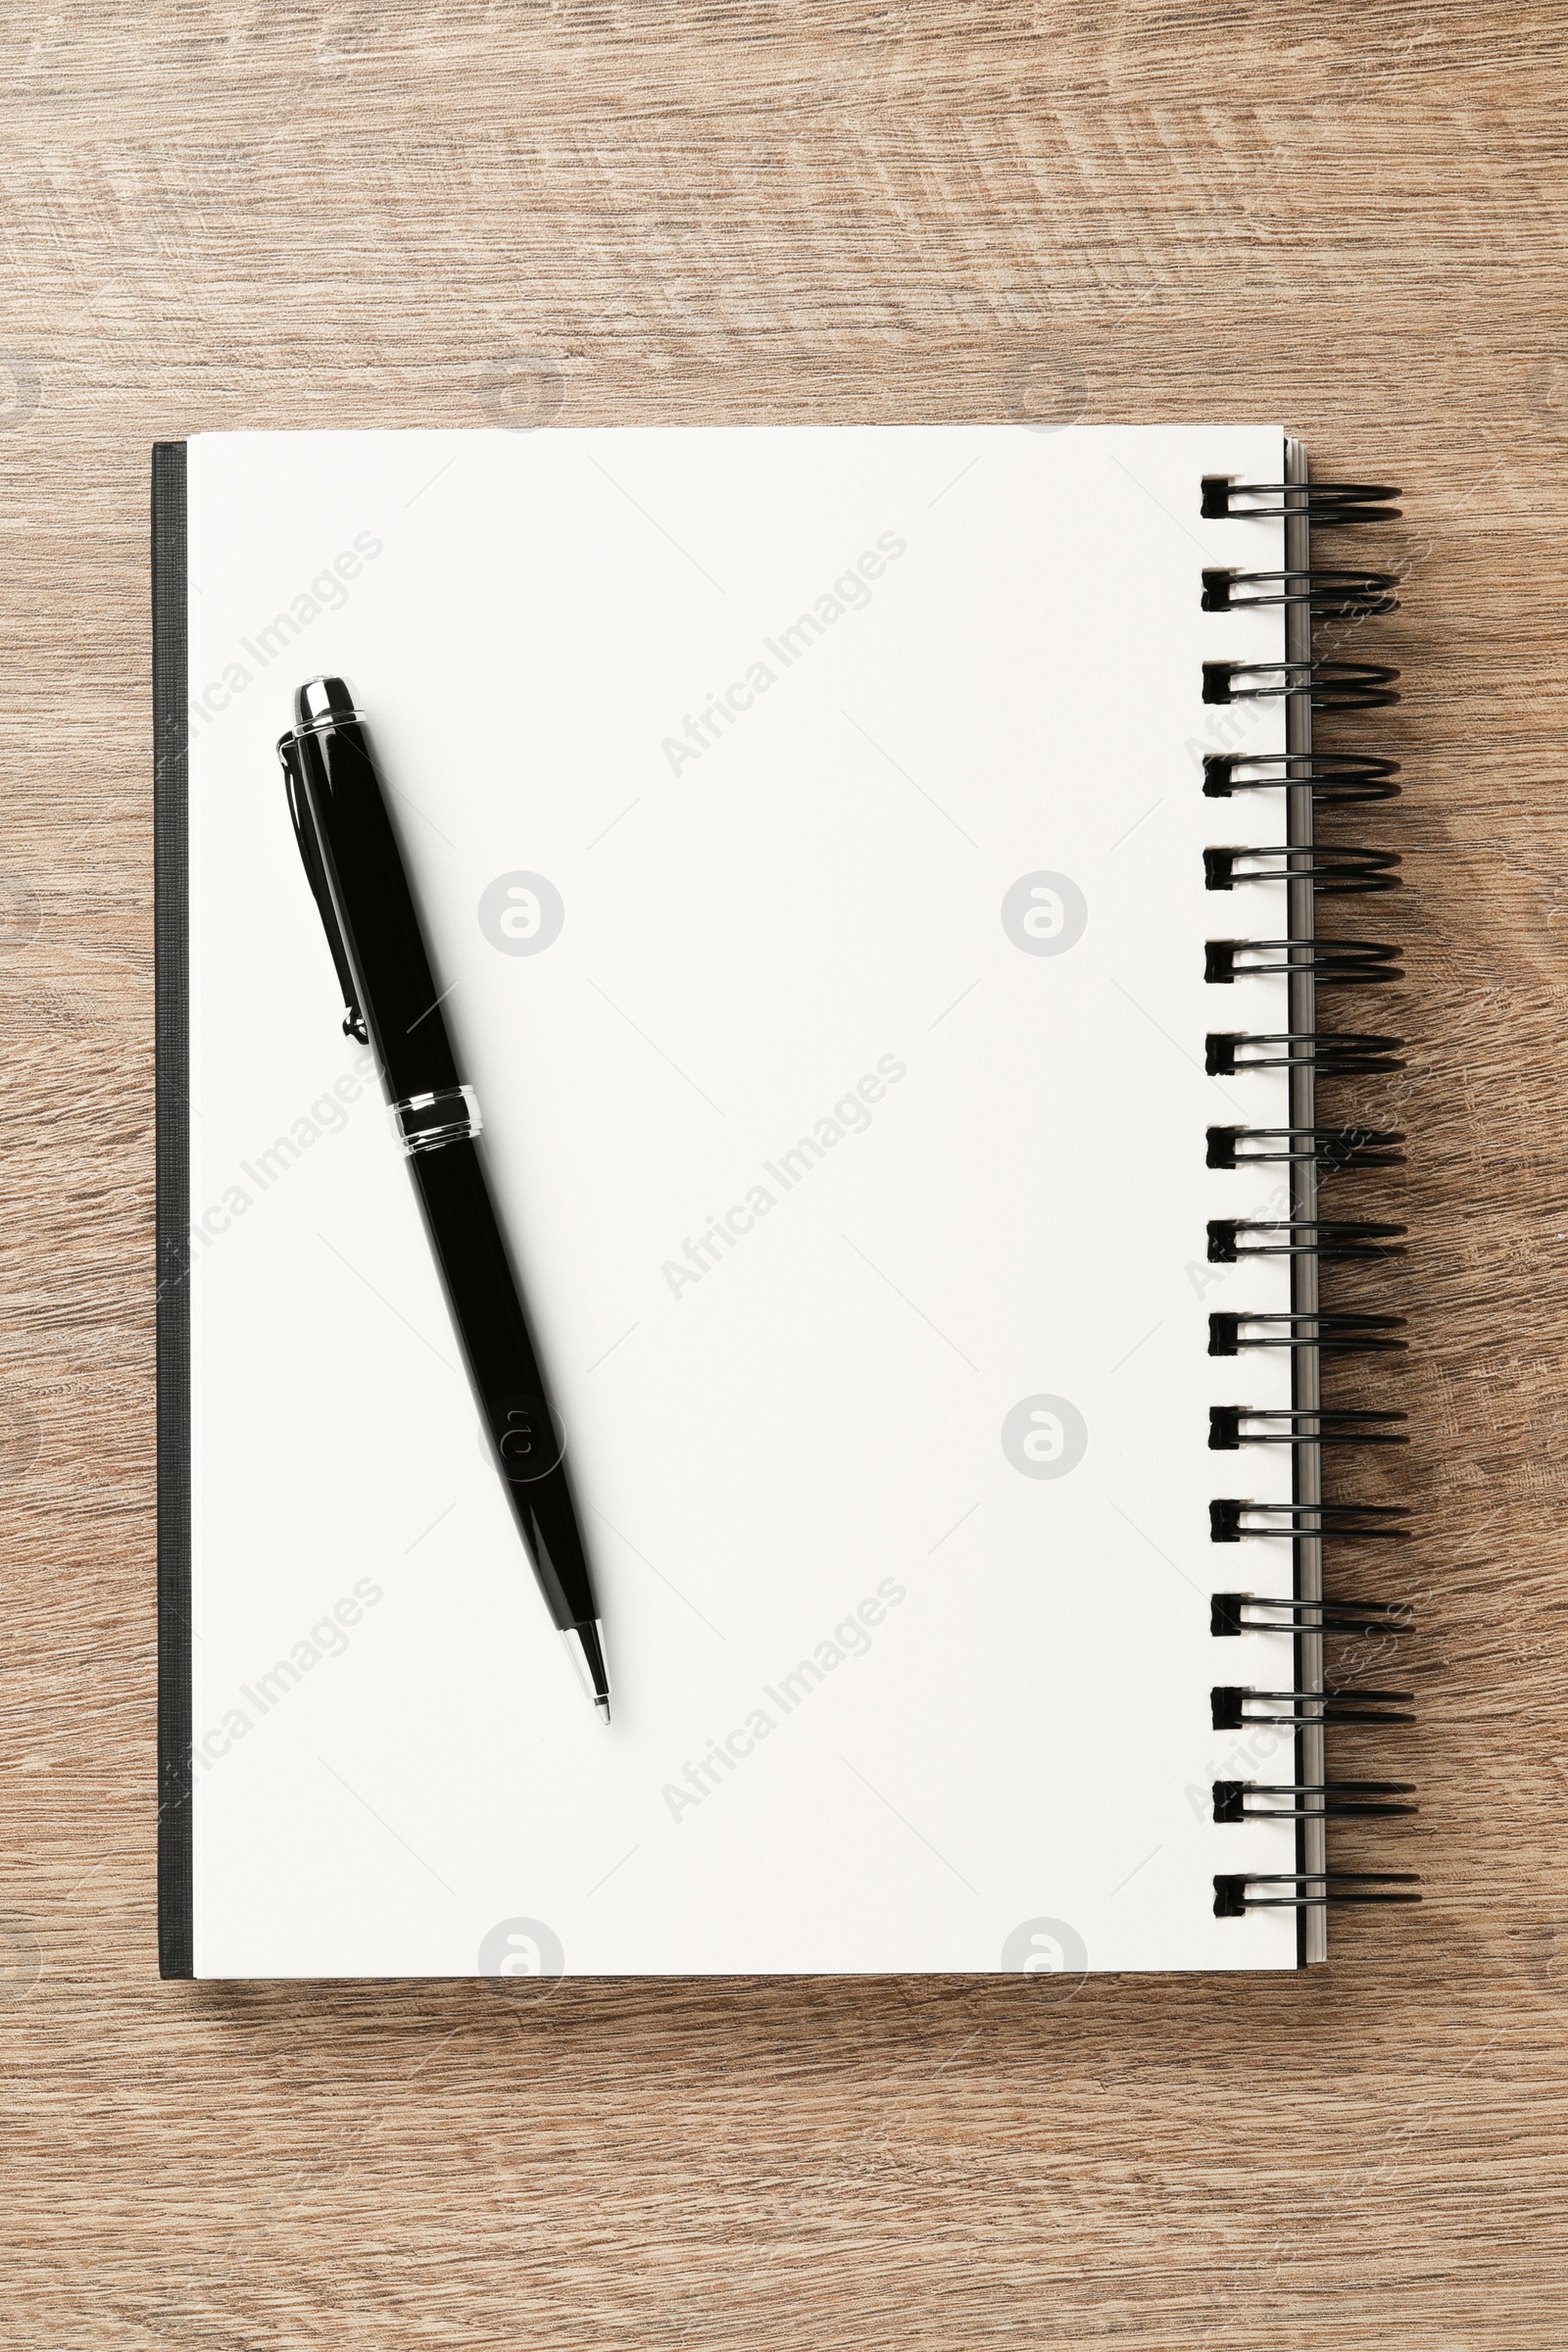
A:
1;1;1565;2342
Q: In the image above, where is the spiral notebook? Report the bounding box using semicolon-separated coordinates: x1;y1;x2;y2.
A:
154;425;1413;1979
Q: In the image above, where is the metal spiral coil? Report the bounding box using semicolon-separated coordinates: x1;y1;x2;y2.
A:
1200;477;1402;522
1205;937;1402;985
1206;1219;1406;1263
1211;1686;1415;1730
1208;1310;1407;1358
1212;1782;1417;1823
1203;845;1400;895
1205;1126;1404;1172
1207;1407;1408;1449
1204;463;1411;1949
1205;1032;1403;1075
1208;1498;1410;1544
1200;566;1400;615
1209;1591;1413;1637
1203;752;1401;806
1202;659;1400;711
1213;1873;1421;1916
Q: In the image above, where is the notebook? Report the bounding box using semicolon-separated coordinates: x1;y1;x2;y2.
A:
154;424;1412;1979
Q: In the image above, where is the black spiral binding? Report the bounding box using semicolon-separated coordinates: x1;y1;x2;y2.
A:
1206;1219;1406;1263
1213;1873;1421;1914
1203;845;1400;893
1203;752;1401;807
1209;1592;1412;1636
1208;1499;1409;1544
1200;478;1402;522
1205;1129;1405;1172
1208;1406;1408;1449
1205;938;1402;985
1208;1310;1407;1357
1202;456;1417;1949
1202;660;1401;711
1213;1784;1416;1822
1200;568;1399;616
1206;1035;1403;1076
1211;1689;1414;1733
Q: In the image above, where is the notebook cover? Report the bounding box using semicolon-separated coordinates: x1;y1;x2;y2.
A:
153;439;193;1978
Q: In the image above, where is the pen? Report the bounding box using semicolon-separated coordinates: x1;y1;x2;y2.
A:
276;675;611;1724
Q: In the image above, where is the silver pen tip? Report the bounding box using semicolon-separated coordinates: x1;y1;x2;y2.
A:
561;1621;612;1723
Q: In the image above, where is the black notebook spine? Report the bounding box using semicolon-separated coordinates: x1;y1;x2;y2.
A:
1202;448;1418;1958
153;443;194;1980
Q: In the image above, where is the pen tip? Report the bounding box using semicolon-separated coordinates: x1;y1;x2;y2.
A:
561;1621;612;1724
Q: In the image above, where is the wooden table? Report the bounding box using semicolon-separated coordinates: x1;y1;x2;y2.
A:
4;3;1564;2342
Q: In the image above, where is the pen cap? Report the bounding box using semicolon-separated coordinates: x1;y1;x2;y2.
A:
295;675;363;730
282;676;463;1102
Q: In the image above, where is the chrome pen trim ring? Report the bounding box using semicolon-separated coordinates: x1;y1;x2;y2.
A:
279;710;368;747
390;1085;482;1156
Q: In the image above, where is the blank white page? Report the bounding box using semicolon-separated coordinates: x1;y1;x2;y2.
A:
183;424;1301;1975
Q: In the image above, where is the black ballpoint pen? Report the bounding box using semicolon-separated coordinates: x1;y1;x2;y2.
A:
276;675;611;1724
